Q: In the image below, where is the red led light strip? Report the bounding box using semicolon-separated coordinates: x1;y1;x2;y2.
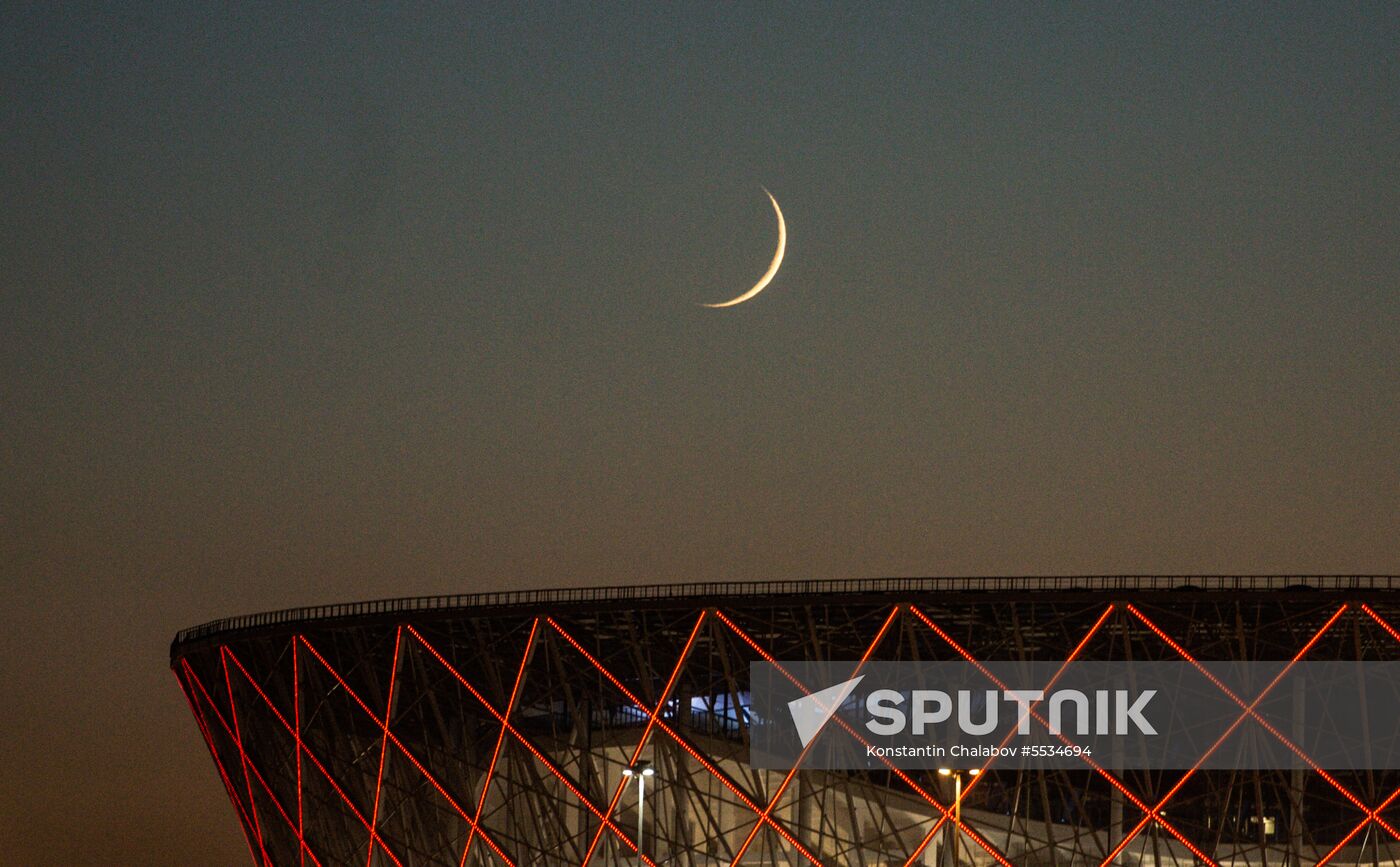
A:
189;669;282;861
1127;604;1391;829
710;608;1004;865
293;641;304;867
364;626;403;867
460;618;540;867
1317;785;1400;867
223;649;272;867
180;660;328;867
715;604;1112;867
283;638;516;866
578;611;708;867
405;624;652;866
901;604;1117;867
727;606;902;867
1098;604;1349;866
1313;604;1400;866
174;670;262;867
1364;604;1400;644
206;650;407;867
541;616;825;865
906;605;1220;865
180;599;1400;865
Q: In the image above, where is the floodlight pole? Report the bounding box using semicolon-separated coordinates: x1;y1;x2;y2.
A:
938;768;979;867
624;760;654;866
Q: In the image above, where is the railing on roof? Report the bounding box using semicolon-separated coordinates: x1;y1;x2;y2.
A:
171;575;1398;650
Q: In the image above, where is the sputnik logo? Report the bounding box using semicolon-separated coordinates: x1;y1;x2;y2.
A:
788;676;864;748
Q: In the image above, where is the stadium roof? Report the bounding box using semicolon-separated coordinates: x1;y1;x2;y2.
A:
171;574;1398;658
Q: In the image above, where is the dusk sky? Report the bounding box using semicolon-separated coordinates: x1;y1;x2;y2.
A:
3;4;1398;863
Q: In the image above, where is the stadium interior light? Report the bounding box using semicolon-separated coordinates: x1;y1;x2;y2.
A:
624;761;654;865
939;768;981;867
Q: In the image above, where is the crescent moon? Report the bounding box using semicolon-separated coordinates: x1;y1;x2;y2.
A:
701;188;786;308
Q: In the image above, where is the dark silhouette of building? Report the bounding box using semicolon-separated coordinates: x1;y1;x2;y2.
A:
172;576;1400;866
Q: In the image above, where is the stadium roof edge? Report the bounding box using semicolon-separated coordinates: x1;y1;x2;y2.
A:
170;575;1400;662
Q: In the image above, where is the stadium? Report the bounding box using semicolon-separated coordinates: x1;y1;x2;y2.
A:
171;576;1400;866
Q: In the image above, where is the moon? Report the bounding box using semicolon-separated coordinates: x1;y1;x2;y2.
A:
701;188;786;308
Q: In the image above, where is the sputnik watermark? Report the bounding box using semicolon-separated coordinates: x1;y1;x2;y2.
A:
750;661;1400;770
865;744;1093;758
786;675;864;748
866;688;1157;737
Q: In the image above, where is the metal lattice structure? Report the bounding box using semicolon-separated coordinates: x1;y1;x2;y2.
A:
171;576;1400;866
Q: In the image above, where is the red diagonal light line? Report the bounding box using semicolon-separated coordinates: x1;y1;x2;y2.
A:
284;638;516;866
907;605;1203;858
405;624;652;866
1313;603;1400;866
175;669;262;867
903;603;1117;867
579;611;708;867
206;650;407;867
365;626;403;867
1356;605;1400;835
461;618;540;866
223;648;272;867
1099;603;1349;866
543;616;822;864
907;605;1219;866
540;617;824;865
711;608;1010;866
1318;786;1400;866
1364;603;1400;644
293;641;305;867
180;660;327;867
1128;603;1392;830
721;604;1112;867
176;597;1400;865
727;605;901;867
182;669;281;865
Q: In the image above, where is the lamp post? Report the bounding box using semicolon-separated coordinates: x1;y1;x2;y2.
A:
938;768;980;867
622;760;655;866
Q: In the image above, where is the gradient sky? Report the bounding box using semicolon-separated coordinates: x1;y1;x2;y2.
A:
3;4;1398;863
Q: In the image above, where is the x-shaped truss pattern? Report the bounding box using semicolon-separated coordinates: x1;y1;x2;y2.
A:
174;590;1400;865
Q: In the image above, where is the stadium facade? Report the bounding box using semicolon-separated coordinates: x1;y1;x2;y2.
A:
171;576;1400;866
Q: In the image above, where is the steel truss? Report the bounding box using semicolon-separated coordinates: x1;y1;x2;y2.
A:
172;580;1400;866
